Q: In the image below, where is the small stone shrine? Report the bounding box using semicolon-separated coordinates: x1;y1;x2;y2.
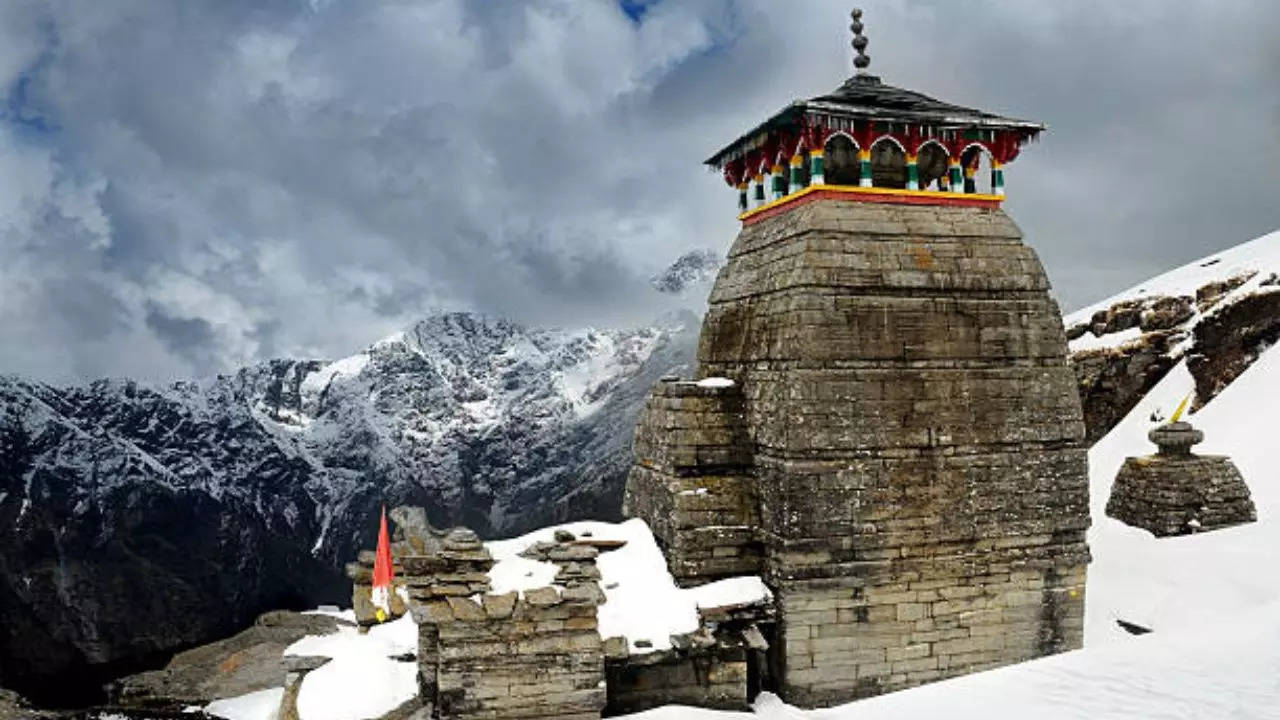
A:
626;8;1090;707
1107;420;1256;537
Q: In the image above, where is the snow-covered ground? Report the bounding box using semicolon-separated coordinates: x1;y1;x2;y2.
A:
487;517;770;654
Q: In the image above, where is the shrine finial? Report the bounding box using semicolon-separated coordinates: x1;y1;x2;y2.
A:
850;8;870;72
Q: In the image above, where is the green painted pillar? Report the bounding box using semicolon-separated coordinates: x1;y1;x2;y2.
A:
809;149;825;185
858;148;872;187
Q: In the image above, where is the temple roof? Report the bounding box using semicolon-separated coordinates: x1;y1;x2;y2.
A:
704;73;1044;168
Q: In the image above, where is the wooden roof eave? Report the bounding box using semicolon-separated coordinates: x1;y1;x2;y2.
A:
705;101;1044;169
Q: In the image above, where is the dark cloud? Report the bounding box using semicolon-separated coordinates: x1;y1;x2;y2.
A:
143;302;218;374
0;0;1277;383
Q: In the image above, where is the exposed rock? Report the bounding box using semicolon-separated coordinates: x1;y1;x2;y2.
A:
1139;295;1195;332
1196;272;1256;311
1187;290;1280;410
109;611;347;711
0;688;59;720
1090;298;1144;335
553;529;576;543
1072;330;1183;443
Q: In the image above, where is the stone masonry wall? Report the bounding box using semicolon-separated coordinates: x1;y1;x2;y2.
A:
625;380;761;585
627;199;1092;706
400;528;607;719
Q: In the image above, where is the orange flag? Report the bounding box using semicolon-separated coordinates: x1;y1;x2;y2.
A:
371;505;394;623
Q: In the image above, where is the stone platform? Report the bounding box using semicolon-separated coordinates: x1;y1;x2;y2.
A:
1106;421;1256;537
626;199;1091;706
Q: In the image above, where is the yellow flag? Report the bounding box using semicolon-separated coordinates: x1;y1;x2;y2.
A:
1170;393;1192;422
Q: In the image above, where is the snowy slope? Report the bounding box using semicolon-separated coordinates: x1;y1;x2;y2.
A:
1065;229;1280;357
1068;229;1280;326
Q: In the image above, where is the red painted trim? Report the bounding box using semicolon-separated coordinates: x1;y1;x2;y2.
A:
742;187;1001;226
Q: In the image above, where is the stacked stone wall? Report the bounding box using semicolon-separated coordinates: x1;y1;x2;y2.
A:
625;380;761;584
416;588;605;720
605;645;748;714
393;528;607;719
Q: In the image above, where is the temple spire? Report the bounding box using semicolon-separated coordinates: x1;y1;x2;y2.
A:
850;8;870;73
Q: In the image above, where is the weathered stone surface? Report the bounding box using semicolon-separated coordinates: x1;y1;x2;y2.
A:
1107;421;1256;537
482;592;517;619
625;200;1090;706
606;644;750;714
109;611;349;710
1072;330;1182;443
1187;289;1280;410
1196;271;1255;311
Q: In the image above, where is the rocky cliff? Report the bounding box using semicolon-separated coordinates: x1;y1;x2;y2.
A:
1067;230;1280;442
0;311;698;703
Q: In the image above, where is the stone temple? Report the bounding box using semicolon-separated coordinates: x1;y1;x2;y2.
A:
322;11;1092;719
625;9;1090;707
1107;419;1255;537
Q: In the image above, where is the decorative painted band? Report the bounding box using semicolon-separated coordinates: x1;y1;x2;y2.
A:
738;185;1003;225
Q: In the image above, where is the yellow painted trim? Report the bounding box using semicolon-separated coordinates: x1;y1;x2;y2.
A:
736;184;1004;221
809;149;824;158
790;155;804;166
906;154;918;164
992;160;1004;169
857;149;871;161
770;164;784;174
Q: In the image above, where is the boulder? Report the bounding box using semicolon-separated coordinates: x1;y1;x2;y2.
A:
110;611;349;711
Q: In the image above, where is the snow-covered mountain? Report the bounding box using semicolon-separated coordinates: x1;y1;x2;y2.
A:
650;249;723;295
0;310;698;702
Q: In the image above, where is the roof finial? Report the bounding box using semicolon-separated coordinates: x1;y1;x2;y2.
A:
850;8;870;73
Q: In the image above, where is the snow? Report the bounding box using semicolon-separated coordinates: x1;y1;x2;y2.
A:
1067;325;1142;354
284;614;418;720
302;605;356;623
204;688;284;720
485;518;770;653
555;329;663;417
1067;228;1280;323
299;352;370;397
696;376;735;388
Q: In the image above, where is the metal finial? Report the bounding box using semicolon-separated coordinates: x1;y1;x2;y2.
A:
850;8;870;72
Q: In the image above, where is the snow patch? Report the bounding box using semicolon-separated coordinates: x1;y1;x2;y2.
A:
285;614;418;720
485;518;770;654
300;352;370;398
204;687;284;720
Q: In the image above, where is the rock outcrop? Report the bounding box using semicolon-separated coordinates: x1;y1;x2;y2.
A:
1072;330;1183;443
109;611;351;711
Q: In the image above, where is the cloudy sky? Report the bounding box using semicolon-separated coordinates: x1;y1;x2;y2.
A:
1;0;1277;383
